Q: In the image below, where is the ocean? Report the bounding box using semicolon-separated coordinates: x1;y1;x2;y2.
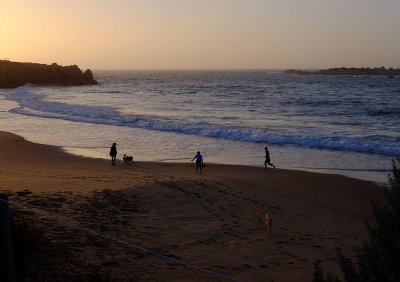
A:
1;70;399;183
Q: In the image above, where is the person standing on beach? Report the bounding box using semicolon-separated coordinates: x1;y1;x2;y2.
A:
191;151;204;173
264;146;275;170
110;142;117;166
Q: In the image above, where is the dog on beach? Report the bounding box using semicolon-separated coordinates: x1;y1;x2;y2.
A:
123;154;134;165
265;213;272;233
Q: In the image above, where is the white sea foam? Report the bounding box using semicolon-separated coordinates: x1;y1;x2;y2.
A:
1;71;398;183
5;85;400;155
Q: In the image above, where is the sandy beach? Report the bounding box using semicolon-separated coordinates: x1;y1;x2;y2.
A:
0;131;387;281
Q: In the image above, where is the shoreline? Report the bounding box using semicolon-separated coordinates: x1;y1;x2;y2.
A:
1;82;393;185
0;131;388;281
63;145;389;186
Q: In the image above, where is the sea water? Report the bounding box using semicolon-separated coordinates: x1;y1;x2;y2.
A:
0;70;399;183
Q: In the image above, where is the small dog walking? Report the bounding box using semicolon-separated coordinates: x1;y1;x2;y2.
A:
123;154;134;165
265;213;272;233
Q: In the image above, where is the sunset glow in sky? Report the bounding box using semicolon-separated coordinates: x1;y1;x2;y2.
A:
1;0;400;70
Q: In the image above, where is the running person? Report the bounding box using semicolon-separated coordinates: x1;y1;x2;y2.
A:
191;151;204;173
264;146;275;170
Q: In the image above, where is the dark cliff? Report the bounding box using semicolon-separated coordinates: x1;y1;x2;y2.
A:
0;60;98;88
283;67;400;76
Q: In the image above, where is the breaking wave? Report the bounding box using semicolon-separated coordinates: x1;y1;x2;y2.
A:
5;86;400;155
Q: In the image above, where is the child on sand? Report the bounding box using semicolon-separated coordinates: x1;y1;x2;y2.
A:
191;151;204;173
265;213;272;233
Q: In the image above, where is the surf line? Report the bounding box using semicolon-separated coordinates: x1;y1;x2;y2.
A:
1;198;240;282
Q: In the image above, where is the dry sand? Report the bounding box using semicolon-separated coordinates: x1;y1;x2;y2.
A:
0;131;387;281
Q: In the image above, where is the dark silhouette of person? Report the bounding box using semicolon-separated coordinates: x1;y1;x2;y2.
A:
110;142;117;165
264;146;275;170
191;151;204;173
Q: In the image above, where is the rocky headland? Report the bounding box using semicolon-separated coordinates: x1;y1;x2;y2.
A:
0;60;97;88
283;66;400;76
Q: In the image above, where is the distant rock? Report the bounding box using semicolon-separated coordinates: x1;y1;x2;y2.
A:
0;60;98;88
283;67;400;76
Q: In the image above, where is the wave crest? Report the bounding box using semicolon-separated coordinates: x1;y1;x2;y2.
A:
5;86;400;155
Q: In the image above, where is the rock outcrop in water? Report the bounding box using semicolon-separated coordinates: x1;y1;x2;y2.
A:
283;67;400;76
0;60;97;88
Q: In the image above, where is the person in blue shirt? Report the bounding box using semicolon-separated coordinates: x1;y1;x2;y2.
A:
191;151;204;173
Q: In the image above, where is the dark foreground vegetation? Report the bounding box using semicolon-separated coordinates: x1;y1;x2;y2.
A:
313;158;400;282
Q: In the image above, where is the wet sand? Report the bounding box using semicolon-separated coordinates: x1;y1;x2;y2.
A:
0;131;386;281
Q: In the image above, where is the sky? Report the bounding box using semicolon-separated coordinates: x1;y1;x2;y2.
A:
1;0;400;70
